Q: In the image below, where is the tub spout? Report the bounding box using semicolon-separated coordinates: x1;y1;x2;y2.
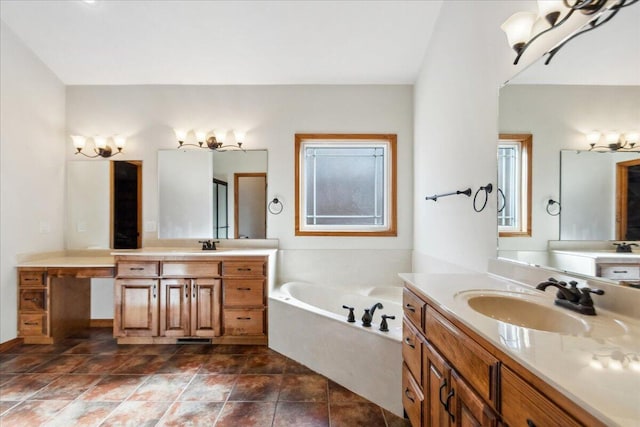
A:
369;302;383;317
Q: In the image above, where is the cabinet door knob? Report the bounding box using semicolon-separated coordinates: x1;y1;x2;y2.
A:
526;420;536;427
404;303;416;313
404;337;415;349
445;388;455;422
438;379;448;408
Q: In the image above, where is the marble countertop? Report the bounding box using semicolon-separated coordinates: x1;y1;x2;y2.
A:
400;272;640;427
17;256;115;268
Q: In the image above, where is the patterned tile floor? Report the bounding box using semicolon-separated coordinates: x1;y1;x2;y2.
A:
0;328;409;426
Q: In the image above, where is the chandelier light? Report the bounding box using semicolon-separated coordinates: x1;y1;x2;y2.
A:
502;0;638;65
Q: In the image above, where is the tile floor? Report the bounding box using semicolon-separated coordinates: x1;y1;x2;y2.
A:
0;328;409;426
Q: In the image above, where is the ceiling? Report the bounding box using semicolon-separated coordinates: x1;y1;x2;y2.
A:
0;0;443;85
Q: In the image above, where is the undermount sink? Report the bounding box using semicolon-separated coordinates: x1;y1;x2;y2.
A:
466;293;589;334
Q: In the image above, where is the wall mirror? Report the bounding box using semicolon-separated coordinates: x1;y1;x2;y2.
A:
158;149;267;239
66;160;142;249
497;4;640;283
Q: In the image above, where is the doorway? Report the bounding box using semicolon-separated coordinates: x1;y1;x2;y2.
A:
616;158;640;240
112;161;142;249
234;173;267;239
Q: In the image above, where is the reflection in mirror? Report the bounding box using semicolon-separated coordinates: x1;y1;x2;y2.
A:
66;160;142;249
158;149;268;239
561;151;640;241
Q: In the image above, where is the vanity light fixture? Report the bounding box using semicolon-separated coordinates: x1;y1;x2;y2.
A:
175;129;246;152
586;130;640;152
71;135;126;158
502;0;638;65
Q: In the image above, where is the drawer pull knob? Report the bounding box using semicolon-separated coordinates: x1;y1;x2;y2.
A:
237;317;252;320
612;270;628;274
404;303;416;313
24;321;39;326
130;267;145;271
526;420;536;427
404;388;415;403
237;268;252;271
404;337;415;349
237;287;252;291
25;278;38;281
28;298;40;302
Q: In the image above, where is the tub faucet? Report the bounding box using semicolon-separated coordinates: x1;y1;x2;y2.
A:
361;302;383;328
369;302;383;317
536;278;604;315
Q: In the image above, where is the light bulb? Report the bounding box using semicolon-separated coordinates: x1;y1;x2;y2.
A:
624;132;639;145
629;357;640;372
174;129;187;142
605;132;620;145
501;12;537;52
214;130;227;144
114;136;126;150
234;131;246;144
609;359;623;371
71;135;86;150
94;136;107;149
196;131;207;143
586;131;601;145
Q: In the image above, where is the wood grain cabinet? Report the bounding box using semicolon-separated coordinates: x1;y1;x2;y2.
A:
401;285;599;427
114;255;267;344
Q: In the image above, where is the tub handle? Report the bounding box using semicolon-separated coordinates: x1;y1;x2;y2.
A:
404;337;415;349
404;303;416;313
404;388;415;403
342;305;356;323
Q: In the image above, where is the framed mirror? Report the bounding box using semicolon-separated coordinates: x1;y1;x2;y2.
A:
157;149;268;239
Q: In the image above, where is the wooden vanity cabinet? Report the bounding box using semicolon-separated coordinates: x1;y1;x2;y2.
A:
114;255;267;344
402;285;604;427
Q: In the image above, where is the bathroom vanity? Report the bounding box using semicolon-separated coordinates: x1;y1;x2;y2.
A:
114;251;270;344
401;273;639;427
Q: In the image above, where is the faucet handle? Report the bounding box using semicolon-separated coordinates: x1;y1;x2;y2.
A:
380;314;395;332
342;305;355;323
578;287;605;307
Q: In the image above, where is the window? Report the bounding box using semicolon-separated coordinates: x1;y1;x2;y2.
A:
295;134;397;236
498;134;532;237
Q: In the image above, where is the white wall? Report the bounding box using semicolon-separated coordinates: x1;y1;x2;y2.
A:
65;85;414;251
0;22;66;342
498;85;640;250
412;1;596;273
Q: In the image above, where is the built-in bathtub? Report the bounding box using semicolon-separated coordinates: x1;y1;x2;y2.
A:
268;281;403;416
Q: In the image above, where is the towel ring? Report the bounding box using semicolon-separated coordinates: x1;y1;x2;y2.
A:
268;197;283;215
497;188;506;213
473;183;493;213
546;199;561;216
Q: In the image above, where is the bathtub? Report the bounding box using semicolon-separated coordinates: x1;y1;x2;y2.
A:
268;281;403;416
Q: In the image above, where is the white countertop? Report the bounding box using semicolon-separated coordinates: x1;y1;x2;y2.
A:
17;256;115;268
111;247;277;257
552;250;640;263
400;272;640;427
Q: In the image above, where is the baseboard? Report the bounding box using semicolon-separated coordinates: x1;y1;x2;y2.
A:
90;319;113;328
0;337;23;352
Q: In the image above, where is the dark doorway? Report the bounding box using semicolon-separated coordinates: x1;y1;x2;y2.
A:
213;178;229;239
616;159;640;241
112;161;142;249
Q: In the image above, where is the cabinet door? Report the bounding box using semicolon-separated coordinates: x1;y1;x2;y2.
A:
160;279;190;337
115;279;159;337
191;278;222;337
450;372;497;427
424;341;452;427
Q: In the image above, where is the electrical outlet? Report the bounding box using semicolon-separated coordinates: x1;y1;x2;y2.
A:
39;221;50;234
76;221;87;232
145;221;157;232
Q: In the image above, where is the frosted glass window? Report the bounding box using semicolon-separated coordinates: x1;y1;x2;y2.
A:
498;134;532;237
295;134;397;236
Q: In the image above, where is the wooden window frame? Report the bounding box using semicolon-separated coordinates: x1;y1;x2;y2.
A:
498;133;532;237
295;133;397;237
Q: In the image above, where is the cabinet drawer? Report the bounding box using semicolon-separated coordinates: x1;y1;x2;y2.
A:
501;366;580;427
425;307;498;405
402;363;423;427
402;319;422;382
223;261;265;277
403;288;425;331
19;314;47;336
599;264;640;280
19;289;46;311
224;309;265;335
162;261;221;277
224;279;264;307
117;262;159;278
20;271;45;287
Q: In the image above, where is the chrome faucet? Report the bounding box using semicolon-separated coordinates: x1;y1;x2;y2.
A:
536;278;604;315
